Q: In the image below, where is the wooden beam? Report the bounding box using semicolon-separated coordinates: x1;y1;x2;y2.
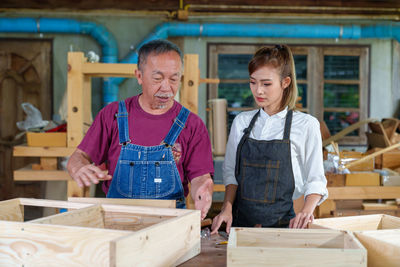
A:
30;205;105;229
0;220;126;266
67;52;85;147
68;197;176;209
13;145;75;157
14;166;70;181
0;199;23;222
328;186;400;200
181;54;199;114
111;210;201;266
82;62;136;77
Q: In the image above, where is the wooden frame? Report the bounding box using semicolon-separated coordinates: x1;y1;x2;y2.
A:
0;198;200;266
310;214;400;231
355;229;400;267
310;214;400;267
227;227;366;267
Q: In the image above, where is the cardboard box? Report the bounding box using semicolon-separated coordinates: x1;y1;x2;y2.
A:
227;228;366;267
27;132;67;147
345;172;380;186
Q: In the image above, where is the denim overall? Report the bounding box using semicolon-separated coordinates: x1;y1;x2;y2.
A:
106;101;189;208
233;109;295;227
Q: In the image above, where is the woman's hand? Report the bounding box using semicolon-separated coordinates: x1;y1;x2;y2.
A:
289;211;314;229
211;207;233;234
290;193;322;228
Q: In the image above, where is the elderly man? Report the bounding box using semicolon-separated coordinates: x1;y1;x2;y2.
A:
67;39;214;219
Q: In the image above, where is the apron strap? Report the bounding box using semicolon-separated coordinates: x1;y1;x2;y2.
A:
235;110;260;177
283;109;293;140
163;106;190;147
116;100;131;145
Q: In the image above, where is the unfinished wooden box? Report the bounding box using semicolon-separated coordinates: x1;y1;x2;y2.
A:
227;228;366;267
0;198;200;266
355;229;400;267
310;214;400;267
310;214;400;231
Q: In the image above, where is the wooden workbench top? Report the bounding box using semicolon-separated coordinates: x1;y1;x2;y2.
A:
180;233;227;267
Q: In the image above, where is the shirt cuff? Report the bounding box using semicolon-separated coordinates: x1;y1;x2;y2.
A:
223;175;238;186
304;181;329;206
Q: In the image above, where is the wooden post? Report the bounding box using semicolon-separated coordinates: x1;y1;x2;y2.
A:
181;54;199;114
67;52;85;148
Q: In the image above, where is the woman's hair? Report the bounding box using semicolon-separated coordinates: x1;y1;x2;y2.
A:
248;44;298;110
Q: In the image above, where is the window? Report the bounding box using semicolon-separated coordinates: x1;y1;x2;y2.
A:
208;44;369;145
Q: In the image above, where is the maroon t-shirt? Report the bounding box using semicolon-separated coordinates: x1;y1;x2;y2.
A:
78;95;214;196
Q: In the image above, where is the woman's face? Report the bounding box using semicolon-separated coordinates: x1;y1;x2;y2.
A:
249;65;290;115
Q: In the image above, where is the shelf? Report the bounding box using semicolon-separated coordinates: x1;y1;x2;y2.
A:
13;145;75;157
328;186;400;200
14;165;70;181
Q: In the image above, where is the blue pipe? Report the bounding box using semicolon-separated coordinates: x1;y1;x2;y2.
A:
109;22;400;89
0;17;118;103
2;19;400;104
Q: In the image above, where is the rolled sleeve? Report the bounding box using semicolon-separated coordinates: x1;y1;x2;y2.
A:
301;118;329;206
223;115;243;186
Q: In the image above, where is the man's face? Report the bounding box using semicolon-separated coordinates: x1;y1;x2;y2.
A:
136;51;182;112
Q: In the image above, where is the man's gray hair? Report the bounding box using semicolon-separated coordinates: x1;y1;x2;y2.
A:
137;39;183;70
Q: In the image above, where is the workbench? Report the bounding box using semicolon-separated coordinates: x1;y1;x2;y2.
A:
181;233;227;267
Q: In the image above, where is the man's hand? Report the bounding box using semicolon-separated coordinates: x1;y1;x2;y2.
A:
71;164;112;187
190;174;213;220
67;149;111;187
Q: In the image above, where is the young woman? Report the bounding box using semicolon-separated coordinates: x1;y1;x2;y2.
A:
211;45;328;234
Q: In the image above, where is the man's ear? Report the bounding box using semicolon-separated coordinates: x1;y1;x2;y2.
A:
135;69;143;85
282;76;291;90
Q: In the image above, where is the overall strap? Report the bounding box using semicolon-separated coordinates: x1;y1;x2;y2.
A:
235;110;260;177
163;106;190;147
115;100;131;145
283;109;293;140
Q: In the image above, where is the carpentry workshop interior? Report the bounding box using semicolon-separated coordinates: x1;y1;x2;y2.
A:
0;0;400;266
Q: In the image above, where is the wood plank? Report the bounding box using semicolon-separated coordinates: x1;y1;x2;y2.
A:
355;230;400;267
327;186;400;199
227;228;366;267
0;220;126;266
39;157;57;170
310;214;383;231
381;214;400;229
103;211;172;231
82;62;136;77
18;198;92;210
100;203;189;217
181;54;199;114
30;205;105;228
111;210;200;267
14;166;70;181
67;52;84;147
362;203;398;210
13;145;75;157
67;179;86;197
0;198;23;222
68;197;176;208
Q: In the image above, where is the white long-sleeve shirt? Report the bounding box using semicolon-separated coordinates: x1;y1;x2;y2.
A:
223;107;328;205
